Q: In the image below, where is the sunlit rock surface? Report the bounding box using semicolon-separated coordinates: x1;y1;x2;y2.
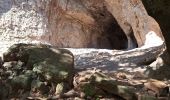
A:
0;0;166;73
0;0;169;99
0;0;164;51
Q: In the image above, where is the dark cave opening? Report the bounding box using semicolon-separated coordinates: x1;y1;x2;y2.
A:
90;7;138;50
101;16;128;50
47;0;138;50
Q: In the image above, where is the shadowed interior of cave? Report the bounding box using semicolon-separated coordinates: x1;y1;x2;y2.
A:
89;6;138;50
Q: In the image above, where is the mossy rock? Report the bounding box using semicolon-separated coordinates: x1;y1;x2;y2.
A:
1;43;74;98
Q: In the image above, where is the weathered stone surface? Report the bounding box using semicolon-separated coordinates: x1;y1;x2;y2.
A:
0;0;165;50
68;43;165;72
0;0;168;99
0;44;169;99
0;43;74;98
0;0;127;50
142;0;170;54
0;1;166;80
105;0;164;48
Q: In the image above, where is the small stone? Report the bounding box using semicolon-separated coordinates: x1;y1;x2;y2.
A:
55;82;64;95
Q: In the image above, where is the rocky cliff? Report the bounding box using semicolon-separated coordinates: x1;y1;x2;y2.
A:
0;0;164;50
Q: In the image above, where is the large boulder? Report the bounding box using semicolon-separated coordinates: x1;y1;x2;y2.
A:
0;0;164;50
0;0;127;49
0;43;74;99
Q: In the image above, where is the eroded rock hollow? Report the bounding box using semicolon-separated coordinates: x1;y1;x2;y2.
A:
0;0;164;50
46;0;129;49
49;0;132;49
0;0;125;49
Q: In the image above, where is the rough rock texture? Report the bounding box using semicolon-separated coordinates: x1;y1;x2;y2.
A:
0;0;165;50
68;42;165;73
73;69;169;100
0;43;74;99
105;0;164;48
0;1;168;99
0;0;127;50
142;0;170;60
0;0;166;72
0;0;48;42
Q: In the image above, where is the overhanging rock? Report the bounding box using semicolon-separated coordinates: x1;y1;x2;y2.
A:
0;0;166;72
105;0;164;48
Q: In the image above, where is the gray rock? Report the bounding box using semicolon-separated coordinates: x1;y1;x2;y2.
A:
1;43;74;98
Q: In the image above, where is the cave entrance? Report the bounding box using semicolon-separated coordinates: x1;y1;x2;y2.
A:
97;16;128;50
91;7;137;50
